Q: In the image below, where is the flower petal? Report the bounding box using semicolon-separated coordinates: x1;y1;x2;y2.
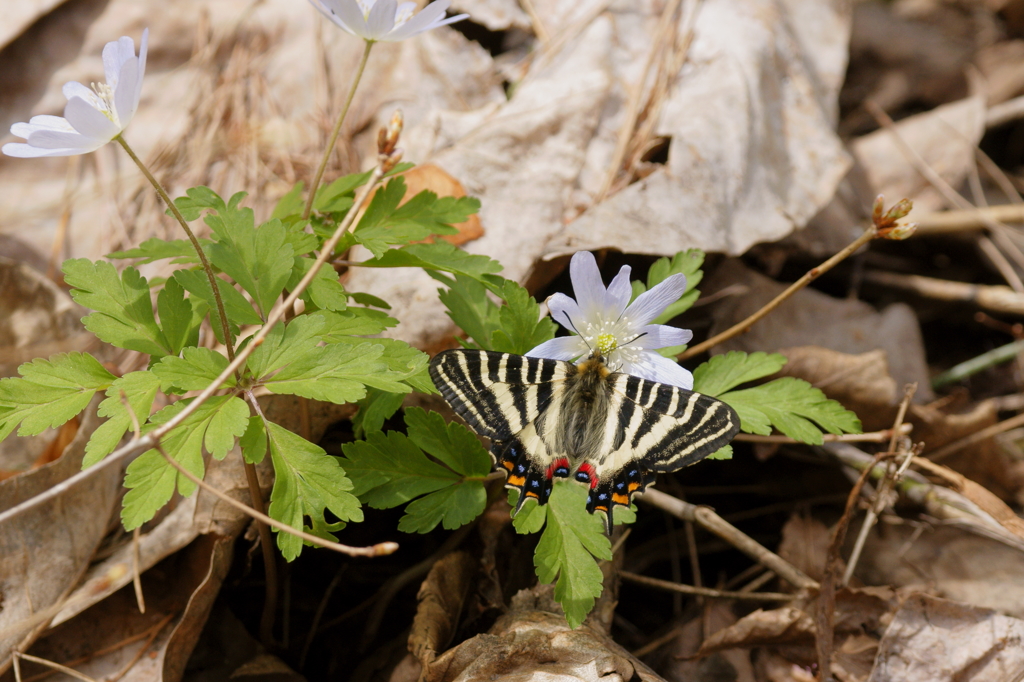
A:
525;336;588;362
318;0;366;35
630;324;693;350
624;273;688;326
569;251;607;324
620;352;694;390
132;29;149;117
113;55;141;128
62;81;95;104
547;292;583;333
102;36;135;88
2;142;91;158
63;96;119;140
24;128;101;151
13;116;76;138
365;0;397;39
384;0;448;39
604;264;633;321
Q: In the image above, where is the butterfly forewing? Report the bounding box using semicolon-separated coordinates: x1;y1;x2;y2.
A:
428;349;740;533
429;349;567;441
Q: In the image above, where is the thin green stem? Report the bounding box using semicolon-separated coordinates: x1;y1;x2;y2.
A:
302;40;374;220
115;135;235;361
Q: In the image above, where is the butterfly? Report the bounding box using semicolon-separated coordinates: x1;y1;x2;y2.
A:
429;348;740;533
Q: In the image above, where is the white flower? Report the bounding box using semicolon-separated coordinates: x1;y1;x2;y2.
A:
526;251;695;390
310;0;468;42
3;30;148;158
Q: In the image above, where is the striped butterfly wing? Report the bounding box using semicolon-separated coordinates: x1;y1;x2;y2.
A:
581;371;740;532
429;349;572;508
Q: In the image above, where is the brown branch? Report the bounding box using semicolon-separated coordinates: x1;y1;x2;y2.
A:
679;225;879;360
619;570;796;602
639;488;819;591
733;424;911;444
816;451;894;682
155;446;396;558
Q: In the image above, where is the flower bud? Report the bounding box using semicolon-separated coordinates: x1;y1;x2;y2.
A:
378;109;403;156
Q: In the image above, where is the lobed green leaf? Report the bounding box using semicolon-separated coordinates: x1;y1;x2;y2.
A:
267;422;362;560
0;352;115;441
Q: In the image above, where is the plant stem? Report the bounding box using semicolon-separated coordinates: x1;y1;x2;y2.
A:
245;459;279;647
114;135;235;361
678;225;878;361
302;40;374;220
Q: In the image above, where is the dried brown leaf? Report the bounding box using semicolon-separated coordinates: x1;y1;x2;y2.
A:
0;402;117;674
869;594;1024;681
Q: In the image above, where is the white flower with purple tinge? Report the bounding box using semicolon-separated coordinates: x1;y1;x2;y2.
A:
310;0;468;42
526;251;695;390
3;30;148;158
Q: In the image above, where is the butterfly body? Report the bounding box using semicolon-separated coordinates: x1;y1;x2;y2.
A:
429;348;739;533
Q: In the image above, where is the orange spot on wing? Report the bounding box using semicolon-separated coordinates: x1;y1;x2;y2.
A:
612;493;630;506
502;460;515;470
507;475;526;487
525;491;539;498
627;482;641;492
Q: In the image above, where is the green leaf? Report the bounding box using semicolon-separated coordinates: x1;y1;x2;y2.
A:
708;444;733;460
692;351;788;397
719;377;862;444
320;309;397;339
404;407;492;477
157;278;198;355
152;347;233;392
289;256;348;312
322;336;433;393
246;313;330;381
108;237;207;265
266;422;363;560
352;388;406;437
647;249;705;324
171;185;229;221
359;242;504;289
173;268;262;333
64;260;171;356
433;272;499;349
84;371;161;467
352;179;478;257
525;483;611;628
0;352;116;441
398;484;486;533
240;415;268;464
261;342;401;403
121;395;248;529
314;170;371;213
491;280;557;354
272;181;305;220
339;419;488;533
207;216;294;318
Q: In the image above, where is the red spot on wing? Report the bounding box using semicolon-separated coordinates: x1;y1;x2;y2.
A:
576;462;599;489
546;457;571;479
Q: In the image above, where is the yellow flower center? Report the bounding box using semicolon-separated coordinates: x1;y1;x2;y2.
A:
596;333;618;355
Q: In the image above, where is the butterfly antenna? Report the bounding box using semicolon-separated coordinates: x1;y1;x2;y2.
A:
564;315;594;352
622;331;649;347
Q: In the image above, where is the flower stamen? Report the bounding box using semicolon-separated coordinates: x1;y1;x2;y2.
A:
596;333;618;355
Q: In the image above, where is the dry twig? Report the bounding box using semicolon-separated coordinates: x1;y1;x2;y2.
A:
639;489;818;591
618;571;796;602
